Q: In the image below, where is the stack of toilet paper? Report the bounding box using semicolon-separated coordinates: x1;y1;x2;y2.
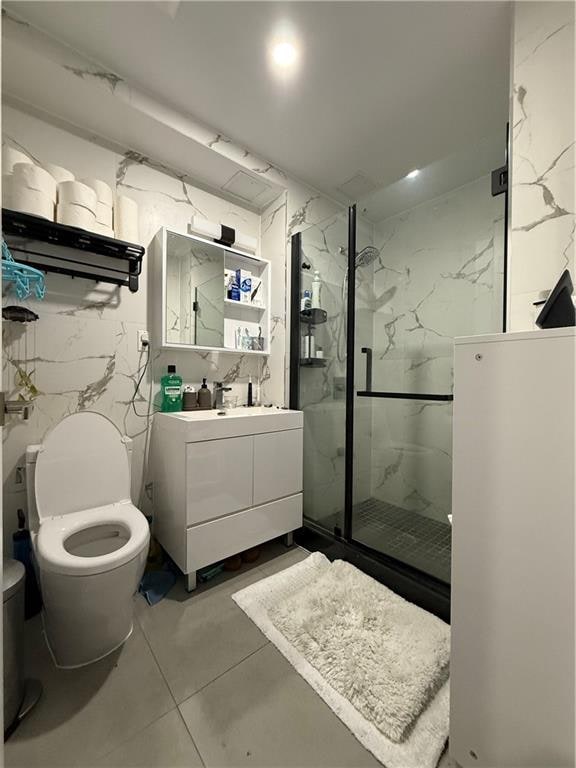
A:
42;163;75;184
3;146;33;174
57;180;98;230
81;178;114;237
114;195;139;242
3;162;57;220
1;145;140;242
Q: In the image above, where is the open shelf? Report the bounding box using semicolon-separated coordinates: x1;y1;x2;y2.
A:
224;298;266;311
2;208;145;292
300;357;327;367
300;308;328;325
162;342;269;356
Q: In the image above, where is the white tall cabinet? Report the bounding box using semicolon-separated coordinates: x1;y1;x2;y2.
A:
450;328;575;767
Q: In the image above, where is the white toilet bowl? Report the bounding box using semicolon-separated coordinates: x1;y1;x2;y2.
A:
26;412;150;668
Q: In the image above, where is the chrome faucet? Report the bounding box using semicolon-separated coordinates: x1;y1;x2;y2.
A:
214;382;232;409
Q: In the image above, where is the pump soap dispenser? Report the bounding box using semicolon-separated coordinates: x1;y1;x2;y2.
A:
197;378;212;410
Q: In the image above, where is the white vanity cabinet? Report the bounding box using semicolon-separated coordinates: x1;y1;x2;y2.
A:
151;408;303;590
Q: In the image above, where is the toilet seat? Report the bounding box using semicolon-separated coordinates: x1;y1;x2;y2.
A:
34;412;131;522
36;501;149;577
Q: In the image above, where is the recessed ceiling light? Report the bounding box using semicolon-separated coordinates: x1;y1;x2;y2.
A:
405;169;420;179
272;41;298;68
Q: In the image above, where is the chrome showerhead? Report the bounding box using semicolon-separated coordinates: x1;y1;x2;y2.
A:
338;245;380;268
356;246;379;268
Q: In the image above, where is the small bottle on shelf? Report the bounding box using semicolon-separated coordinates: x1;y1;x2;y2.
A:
308;331;316;358
311;270;322;309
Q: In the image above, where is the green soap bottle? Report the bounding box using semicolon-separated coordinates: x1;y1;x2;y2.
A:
161;365;183;412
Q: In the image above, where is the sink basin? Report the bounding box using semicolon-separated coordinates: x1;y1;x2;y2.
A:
154;406;303;441
174;406;287;420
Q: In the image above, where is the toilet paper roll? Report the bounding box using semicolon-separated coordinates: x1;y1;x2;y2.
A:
4;178;54;220
96;201;113;228
42;163;74;184
57;202;96;230
13;163;57;203
2;146;33;175
57;180;97;212
94;222;114;238
114;195;139;243
81;177;113;207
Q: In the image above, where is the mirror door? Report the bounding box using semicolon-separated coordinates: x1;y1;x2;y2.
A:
165;231;225;348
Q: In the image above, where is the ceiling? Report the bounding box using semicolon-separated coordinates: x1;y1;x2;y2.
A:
5;1;511;208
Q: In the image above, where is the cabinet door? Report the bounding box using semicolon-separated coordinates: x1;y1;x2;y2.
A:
253;429;303;506
186;436;253;526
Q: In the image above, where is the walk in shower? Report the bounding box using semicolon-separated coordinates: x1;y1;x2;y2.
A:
290;134;507;610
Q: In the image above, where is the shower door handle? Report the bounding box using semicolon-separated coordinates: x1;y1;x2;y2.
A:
361;347;372;392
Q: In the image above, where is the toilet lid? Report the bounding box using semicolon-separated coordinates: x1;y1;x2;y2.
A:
35;412;131;521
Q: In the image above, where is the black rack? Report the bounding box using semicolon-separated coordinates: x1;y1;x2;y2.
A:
300;308;327;325
300;357;327;368
2;209;145;293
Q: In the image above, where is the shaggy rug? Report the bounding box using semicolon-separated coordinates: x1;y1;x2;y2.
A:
233;552;449;768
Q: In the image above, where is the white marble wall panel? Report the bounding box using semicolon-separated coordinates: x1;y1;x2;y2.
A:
509;1;576;330
260;191;288;407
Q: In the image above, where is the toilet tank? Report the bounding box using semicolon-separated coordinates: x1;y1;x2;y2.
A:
25;436;134;532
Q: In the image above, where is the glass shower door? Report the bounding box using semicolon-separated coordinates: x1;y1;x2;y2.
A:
291;212;349;537
350;168;506;584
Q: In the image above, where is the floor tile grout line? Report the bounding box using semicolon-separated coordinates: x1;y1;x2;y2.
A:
136;573;271;705
90;615;181;763
95;703;181;762
177;638;270;706
176;704;207;768
135;607;179;710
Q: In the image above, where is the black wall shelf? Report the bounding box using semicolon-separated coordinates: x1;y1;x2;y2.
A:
300;308;327;325
2;209;145;293
300;357;327;368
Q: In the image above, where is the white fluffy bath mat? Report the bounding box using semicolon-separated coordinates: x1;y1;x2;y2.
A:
233;552;449;768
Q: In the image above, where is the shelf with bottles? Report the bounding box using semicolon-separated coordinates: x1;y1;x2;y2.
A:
300;357;327;368
154;227;270;355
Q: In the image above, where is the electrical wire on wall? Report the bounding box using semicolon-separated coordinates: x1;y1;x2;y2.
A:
130;340;151;419
128;338;156;510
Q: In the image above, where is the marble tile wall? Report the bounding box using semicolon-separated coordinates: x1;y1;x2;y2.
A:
368;176;505;523
509;1;576;330
1;105;309;553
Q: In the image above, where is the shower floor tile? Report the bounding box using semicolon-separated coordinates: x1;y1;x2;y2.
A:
353;497;452;583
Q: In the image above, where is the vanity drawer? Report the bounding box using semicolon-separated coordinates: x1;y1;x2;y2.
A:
185;435;253;526
186;493;303;572
253;429;303;506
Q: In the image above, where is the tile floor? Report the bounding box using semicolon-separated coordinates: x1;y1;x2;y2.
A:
6;540;454;768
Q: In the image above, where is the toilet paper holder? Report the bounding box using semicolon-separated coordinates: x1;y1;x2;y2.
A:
2;209;145;293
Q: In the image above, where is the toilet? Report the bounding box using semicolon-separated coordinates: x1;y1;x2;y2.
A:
25;412;150;668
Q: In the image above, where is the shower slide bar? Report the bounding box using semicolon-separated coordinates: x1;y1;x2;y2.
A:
356;391;453;401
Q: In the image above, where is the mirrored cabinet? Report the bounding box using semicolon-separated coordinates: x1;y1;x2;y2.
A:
153;228;270;354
